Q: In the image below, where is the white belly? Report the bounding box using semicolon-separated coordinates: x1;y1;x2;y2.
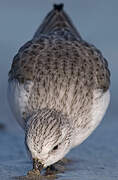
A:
7;80;33;129
72;89;110;147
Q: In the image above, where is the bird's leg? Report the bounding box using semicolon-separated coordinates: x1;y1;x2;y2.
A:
46;165;57;171
45;158;71;175
27;158;43;176
45;165;57;175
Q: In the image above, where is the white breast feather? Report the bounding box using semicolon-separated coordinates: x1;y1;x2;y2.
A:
72;89;110;147
8;80;33;128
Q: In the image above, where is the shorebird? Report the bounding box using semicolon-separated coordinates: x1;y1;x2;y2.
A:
8;4;110;173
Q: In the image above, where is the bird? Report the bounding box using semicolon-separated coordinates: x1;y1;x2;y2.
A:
8;3;110;174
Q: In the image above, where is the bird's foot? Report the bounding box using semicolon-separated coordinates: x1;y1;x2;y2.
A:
27;169;41;176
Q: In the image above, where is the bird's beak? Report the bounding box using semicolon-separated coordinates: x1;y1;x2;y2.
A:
33;158;44;172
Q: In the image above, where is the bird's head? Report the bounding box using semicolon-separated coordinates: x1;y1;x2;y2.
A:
25;108;73;168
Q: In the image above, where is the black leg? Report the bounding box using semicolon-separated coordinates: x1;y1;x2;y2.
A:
45;165;57;175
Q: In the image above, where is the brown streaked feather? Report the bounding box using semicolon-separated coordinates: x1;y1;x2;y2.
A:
8;4;110;125
33;4;81;40
8;34;110;92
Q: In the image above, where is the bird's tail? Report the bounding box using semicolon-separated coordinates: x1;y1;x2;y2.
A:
33;4;80;39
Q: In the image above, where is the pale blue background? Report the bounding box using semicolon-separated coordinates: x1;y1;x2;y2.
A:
0;1;118;179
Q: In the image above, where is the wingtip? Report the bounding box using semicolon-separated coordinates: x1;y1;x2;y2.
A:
53;3;64;11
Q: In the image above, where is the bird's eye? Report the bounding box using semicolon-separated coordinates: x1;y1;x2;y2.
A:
52;145;58;151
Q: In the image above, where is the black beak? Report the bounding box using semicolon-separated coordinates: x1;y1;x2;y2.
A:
33;158;44;172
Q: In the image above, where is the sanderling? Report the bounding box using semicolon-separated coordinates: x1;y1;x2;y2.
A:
8;3;110;173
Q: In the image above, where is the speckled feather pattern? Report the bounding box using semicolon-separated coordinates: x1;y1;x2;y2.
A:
9;31;110;125
26;108;72;152
8;5;110;167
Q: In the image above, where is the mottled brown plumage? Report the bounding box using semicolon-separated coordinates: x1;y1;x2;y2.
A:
8;4;110;170
9;28;110;123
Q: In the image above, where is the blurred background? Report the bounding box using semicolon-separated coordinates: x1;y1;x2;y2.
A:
0;0;118;179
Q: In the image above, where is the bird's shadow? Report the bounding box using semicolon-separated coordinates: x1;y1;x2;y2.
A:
13;174;57;180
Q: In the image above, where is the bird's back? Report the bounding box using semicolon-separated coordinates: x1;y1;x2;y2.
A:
8;4;110;142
